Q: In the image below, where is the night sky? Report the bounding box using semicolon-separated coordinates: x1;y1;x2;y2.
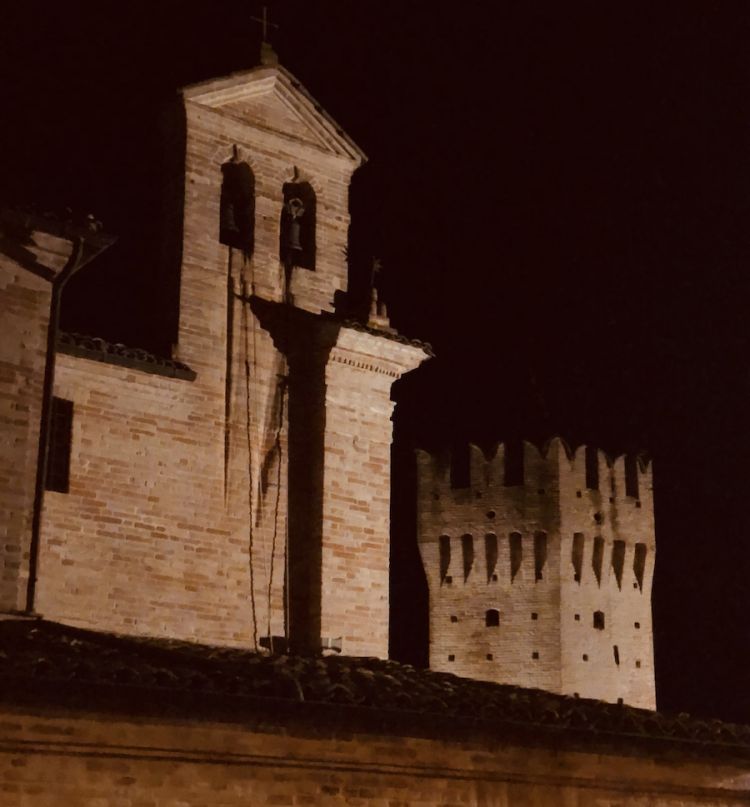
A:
2;2;749;722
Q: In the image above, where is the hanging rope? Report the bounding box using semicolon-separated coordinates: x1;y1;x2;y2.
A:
240;252;259;651
266;372;287;642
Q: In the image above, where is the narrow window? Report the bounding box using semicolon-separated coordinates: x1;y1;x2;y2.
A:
533;531;547;581
585;445;599;490
613;645;620;666
461;534;474;581
510;531;523;581
593;610;605;630
572;532;584;583
220;158;255;253
633;542;647;591
612;539;626;589
485;533;498;582
592;536;604;585
532;651;539;659
503;439;524;486
625;455;639;498
439;535;451;583
280;180;316;269
46;397;73;493
636;659;641;668
450;443;470;489
485;609;500;627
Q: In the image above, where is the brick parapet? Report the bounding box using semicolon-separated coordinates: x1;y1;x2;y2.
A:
0;704;749;805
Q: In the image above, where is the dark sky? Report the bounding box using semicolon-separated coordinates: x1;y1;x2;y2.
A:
2;2;749;722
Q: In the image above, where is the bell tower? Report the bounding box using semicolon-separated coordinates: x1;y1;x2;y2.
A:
178;48;430;656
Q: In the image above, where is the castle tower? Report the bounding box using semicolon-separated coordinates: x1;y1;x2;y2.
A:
416;438;656;708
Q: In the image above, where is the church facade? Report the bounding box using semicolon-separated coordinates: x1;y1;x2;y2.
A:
1;47;429;658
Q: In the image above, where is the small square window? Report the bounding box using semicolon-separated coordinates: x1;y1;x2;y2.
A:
636;660;641;668
444;575;452;585
491;573;498;582
450;615;458;623
486;653;493;661
634;621;640;629
532;651;539;659
582;654;588;661
448;654;455;662
574;614;580;621
576;491;582;498
531;612;538;620
633;582;639;589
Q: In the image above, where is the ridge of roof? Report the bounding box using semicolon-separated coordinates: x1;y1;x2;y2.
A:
1;620;747;757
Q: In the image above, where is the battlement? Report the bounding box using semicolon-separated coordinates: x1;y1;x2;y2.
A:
416;438;652;506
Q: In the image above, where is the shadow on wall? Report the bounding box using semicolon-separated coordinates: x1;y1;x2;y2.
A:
251;297;340;654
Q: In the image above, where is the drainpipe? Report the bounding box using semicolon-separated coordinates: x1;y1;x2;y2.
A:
24;236;86;615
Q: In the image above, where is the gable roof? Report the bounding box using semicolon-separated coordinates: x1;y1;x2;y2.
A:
2;619;749;760
182;64;366;164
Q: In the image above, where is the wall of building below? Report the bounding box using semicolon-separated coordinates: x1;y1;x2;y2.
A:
0;705;749;806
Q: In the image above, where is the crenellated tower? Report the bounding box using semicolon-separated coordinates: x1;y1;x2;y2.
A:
416;438;656;708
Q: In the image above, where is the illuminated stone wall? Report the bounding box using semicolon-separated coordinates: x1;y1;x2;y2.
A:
31;63;427;655
417;438;656;708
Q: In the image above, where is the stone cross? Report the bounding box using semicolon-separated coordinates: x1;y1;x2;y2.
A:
250;6;279;42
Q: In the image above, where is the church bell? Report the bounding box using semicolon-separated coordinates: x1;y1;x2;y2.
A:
285;197;305;251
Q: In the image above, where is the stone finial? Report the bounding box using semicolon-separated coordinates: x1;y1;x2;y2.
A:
367;287;396;334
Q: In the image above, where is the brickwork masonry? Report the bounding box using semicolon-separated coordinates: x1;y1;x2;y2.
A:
29;62;429;656
416;438;656;708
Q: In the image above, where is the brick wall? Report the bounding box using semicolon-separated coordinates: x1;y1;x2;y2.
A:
319;328;426;657
417;438;656;707
0;705;748;805
0;260;51;611
32;63;429;655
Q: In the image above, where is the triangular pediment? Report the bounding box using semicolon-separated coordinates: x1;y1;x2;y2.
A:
183;65;366;163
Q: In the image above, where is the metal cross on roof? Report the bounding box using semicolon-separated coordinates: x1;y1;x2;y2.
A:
250;6;279;43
